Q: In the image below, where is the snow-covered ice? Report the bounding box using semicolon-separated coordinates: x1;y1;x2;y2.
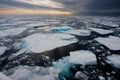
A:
8;66;57;80
17;33;78;53
9;67;33;80
66;29;91;36
0;46;7;56
70;50;97;65
0;28;27;38
106;54;120;69
32;74;56;80
0;72;12;80
89;28;113;35
95;36;120;50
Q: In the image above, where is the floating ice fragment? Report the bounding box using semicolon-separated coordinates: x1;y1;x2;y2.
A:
95;36;120;50
0;46;7;56
89;28;113;35
106;54;120;69
70;50;97;65
17;33;78;53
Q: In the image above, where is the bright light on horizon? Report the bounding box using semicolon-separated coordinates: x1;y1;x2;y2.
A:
0;8;73;15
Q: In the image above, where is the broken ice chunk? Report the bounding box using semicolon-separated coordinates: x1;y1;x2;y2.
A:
66;29;91;36
0;46;7;56
89;28;113;35
70;50;97;65
106;54;120;69
16;33;78;53
101;22;119;28
0;28;27;38
95;36;120;50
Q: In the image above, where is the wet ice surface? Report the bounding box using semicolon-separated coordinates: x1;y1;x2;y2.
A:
0;14;120;80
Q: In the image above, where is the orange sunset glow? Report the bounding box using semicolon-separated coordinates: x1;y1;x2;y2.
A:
0;8;73;15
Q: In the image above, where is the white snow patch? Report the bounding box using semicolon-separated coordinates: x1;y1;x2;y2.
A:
89;28;113;35
70;50;97;65
9;66;33;80
0;28;27;38
32;74;56;80
95;36;120;50
8;66;57;80
18;33;78;53
0;72;12;80
0;46;7;56
106;54;120;69
66;29;91;36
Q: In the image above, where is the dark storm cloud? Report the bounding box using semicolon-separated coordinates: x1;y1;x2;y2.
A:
55;0;89;11
86;0;120;11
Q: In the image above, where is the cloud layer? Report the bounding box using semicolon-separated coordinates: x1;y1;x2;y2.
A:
0;0;120;14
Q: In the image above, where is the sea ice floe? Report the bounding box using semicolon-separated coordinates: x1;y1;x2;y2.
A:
7;66;57;80
89;28;113;35
101;22;119;28
70;50;97;65
16;33;78;53
106;54;120;69
66;29;91;36
0;46;7;56
0;28;27;38
95;36;120;50
9;67;33;80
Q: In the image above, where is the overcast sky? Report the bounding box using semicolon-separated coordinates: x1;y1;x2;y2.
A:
0;0;120;14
